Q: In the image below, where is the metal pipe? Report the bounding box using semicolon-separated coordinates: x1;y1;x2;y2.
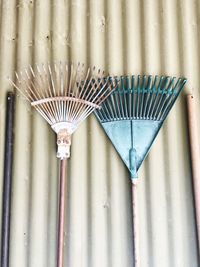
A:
187;94;200;255
57;158;67;267
132;180;140;267
1;92;15;267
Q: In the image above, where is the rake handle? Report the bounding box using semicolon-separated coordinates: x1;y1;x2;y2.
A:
187;95;200;255
57;158;67;267
132;180;140;267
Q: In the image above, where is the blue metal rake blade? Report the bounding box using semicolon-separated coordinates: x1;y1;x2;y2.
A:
95;75;187;179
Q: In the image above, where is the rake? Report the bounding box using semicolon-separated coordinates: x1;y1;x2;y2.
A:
9;62;117;267
95;74;187;266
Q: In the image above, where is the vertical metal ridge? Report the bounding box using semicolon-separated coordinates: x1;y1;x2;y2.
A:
0;0;199;267
51;0;69;61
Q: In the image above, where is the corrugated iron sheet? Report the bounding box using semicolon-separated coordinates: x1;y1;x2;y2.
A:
0;0;199;266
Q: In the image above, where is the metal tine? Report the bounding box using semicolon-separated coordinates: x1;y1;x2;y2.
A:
59;62;65;121
9;74;31;103
42;64;57;123
99;101;110;122
153;76;170;120
77;79;114;122
80;73;100;104
81;76;116;123
41;64;59;122
146;75;158;119
36;64;61;122
24;68;43;101
88;77;111;105
111;88;119;119
109;77;121;119
84;78;116;121
112;76;121;118
36;64;49;98
34;64;58;120
19;72;35;100
48;63;61;121
17;69;56;122
72;77;107;122
139;75;147;119
148;76;164;119
68;62;84;120
102;88;114;121
135;75;141;119
160;78;186;121
17;70;33;101
48;63;57;97
97;78;118;106
125;76;131;119
143;75;152;119
39;103;56;124
73;78;107;123
65;63;73;118
34;105;53;125
79;65;97;100
20;70;40;102
65;64;73;120
77;66;93;100
95;110;102;122
83;69;106;104
73;62;82;97
63;63;80;121
73;63;89;100
118;77;125;119
76;106;96;124
30;65;55;118
74;62;85;94
131;75;135;119
105;90;117;120
121;76;129;119
76;102;97;123
156;77;176;121
112;85;121;119
64;63;69;96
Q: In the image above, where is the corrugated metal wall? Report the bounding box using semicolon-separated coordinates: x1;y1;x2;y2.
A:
0;0;199;266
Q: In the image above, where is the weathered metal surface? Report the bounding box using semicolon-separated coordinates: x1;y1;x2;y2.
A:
0;0;199;266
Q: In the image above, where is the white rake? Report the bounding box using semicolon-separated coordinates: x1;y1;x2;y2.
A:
10;62;117;267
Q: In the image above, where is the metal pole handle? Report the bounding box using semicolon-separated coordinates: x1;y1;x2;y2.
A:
1;92;15;267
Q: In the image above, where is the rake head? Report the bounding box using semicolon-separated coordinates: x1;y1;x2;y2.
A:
10;62;117;159
95;75;187;179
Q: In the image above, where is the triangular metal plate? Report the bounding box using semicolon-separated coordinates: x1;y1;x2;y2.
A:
101;120;162;176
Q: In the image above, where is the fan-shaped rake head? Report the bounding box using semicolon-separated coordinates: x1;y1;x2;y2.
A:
10;62;117;158
95;75;187;178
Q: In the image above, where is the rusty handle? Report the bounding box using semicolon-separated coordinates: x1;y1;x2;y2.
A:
187;94;200;255
57;159;67;267
132;180;140;267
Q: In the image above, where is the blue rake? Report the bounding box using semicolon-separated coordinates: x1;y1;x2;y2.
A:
95;75;187;266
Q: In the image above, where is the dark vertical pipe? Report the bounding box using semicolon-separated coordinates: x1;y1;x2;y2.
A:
1;92;15;267
57;158;67;267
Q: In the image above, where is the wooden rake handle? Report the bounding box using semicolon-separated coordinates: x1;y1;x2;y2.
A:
187;94;200;256
132;180;140;267
57;159;67;267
